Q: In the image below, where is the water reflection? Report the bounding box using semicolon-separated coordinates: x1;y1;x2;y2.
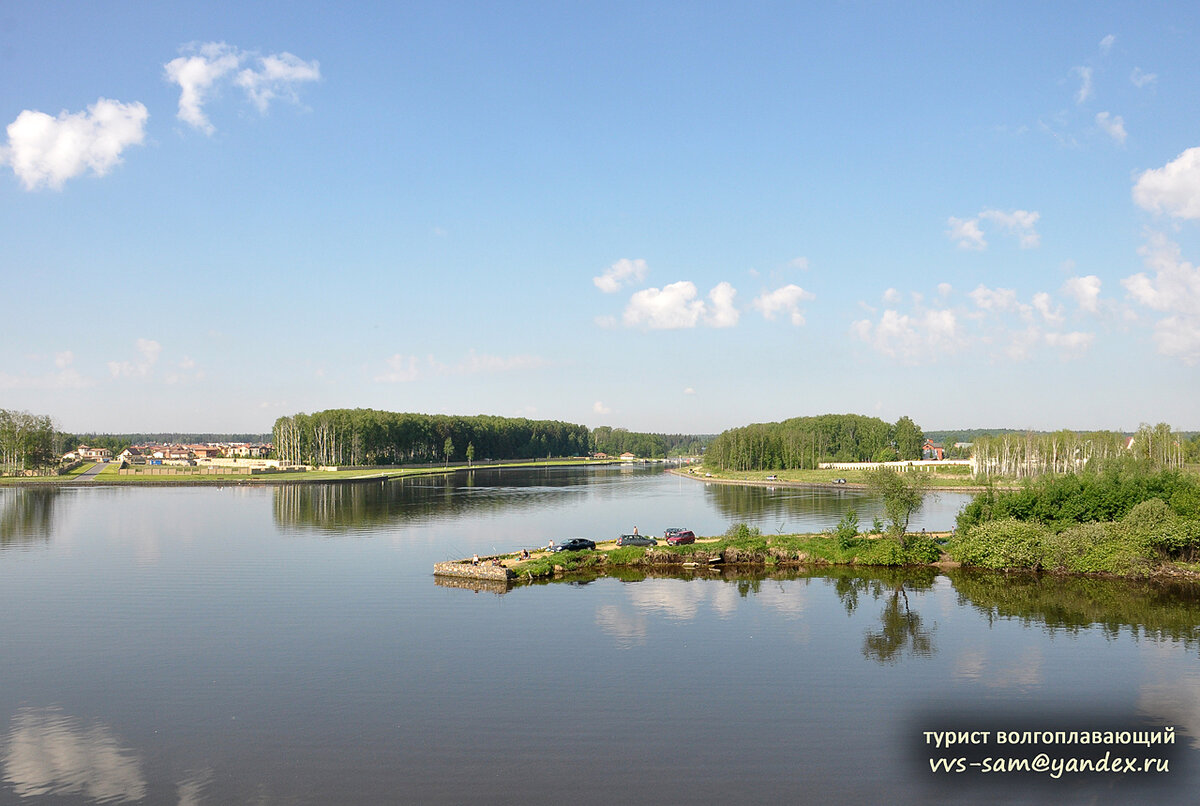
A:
3;708;146;803
861;586;935;663
704;481;878;526
272;467;644;533
0;489;60;548
945;569;1200;650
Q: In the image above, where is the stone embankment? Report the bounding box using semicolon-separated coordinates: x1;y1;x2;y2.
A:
434;560;513;581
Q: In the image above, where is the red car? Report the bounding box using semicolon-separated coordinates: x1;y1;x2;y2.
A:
664;528;695;545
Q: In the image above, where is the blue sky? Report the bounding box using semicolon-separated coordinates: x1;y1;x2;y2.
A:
2;2;1199;435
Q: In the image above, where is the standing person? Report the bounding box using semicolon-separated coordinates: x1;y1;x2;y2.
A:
633;526;639;535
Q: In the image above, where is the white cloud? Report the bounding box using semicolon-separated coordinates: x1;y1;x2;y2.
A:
1133;147;1200;220
857;285;1087;363
946;216;986;250
1062;275;1102;313
2;98;147;190
1072;66;1093;104
683;387;696;395
979;209;1041;248
937;282;953;298
593;401;611;415
624;281;703;329
753;284;814;326
1044;331;1095;355
107;338;162;379
374;354;420;383
968;285;1020;313
851;308;963;364
0;352;89;390
164;42;240;134
1099;34;1115;53
1122;233;1200;362
593;258;648;293
789;256;810;271
1032;292;1064;324
136;338;161;365
235;52;321;113
705;282;740;327
1130;67;1157;88
949;210;1040;250
616;280;740;329
165;42;319;134
1095;111;1127;144
882;287;902;304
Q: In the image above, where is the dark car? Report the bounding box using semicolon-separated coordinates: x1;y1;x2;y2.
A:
550;538;596;552
616;534;657;547
664;528;696;546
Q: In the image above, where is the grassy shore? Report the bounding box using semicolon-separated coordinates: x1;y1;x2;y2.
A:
0;458;614;486
501;528;947;581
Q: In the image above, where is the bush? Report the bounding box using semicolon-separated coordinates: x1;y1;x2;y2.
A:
948;519;1050;570
835;509;859;549
848;534;940;566
1042;522;1149;576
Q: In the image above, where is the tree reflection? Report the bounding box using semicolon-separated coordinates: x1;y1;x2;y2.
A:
862;586;934;664
0;489;59;548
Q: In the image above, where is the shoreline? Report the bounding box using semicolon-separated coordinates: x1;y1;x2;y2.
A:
0;458;620;488
666;468;1013;493
436;531;1200;585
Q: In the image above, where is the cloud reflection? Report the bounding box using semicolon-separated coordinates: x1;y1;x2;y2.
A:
627;579;740;620
1139;683;1200;750
3;707;146;802
595;605;647;647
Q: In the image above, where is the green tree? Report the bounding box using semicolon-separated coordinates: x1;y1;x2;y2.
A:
466;442;475;467
865;467;929;540
892;416;924;460
444;436;454;466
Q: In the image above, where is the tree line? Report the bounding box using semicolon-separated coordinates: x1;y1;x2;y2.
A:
272;409;593;466
972;423;1191;478
590;427;710;459
0;409;65;475
704;414;925;471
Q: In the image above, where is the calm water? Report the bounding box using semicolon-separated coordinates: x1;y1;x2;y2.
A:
1;467;1198;804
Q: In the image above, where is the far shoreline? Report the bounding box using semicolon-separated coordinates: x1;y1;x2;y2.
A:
0;458;620;488
667;467;1008;493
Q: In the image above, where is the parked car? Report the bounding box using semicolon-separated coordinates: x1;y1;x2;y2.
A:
616;534;657;547
664;528;696;546
550;538;596;552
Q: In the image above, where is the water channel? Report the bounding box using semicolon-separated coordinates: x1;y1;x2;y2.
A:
1;466;1197;804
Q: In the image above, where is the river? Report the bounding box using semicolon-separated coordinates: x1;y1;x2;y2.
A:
0;466;1197;804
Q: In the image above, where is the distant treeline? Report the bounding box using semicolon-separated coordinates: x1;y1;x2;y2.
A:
591;427;711;459
65;433;272;455
924;429;1026;445
705;414;925;471
273;409;591;466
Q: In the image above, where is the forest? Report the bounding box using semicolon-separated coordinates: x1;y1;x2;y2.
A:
704;414;925;471
971;423;1192;478
272;408;592;466
590;427;710;459
0;409;64;475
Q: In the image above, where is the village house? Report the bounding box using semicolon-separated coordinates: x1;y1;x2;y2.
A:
921;439;945;461
64;445;113;462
